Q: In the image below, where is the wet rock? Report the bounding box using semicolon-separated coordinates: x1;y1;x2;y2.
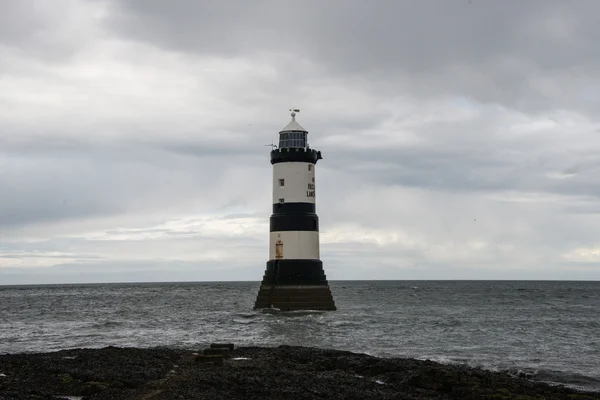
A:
0;345;598;399
202;348;230;358
210;343;235;351
81;381;109;396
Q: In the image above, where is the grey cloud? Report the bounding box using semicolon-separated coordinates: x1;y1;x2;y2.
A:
0;141;245;228
106;0;600;112
108;0;591;70
0;260;261;285
2;134;264;161
0;2;57;48
0;156;123;227
317;119;600;205
0;253;95;259
0;0;98;62
334;145;600;201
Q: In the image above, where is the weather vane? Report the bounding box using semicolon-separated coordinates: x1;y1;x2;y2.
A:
289;108;300;118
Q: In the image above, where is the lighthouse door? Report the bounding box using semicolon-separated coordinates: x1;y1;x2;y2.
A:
275;239;283;259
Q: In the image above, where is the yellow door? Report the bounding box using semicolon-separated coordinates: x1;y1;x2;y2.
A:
275;239;283;259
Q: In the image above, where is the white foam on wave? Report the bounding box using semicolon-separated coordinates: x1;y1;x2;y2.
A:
0;373;6;377
419;359;600;393
415;355;456;365
232;318;256;325
235;313;258;319
260;308;325;317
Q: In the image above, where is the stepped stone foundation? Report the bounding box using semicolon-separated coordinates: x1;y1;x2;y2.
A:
254;260;336;311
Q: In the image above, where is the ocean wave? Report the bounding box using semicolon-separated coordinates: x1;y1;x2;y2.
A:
259;309;326;317
502;367;600;392
232;318;257;325
233;312;261;320
89;321;123;329
415;357;600;392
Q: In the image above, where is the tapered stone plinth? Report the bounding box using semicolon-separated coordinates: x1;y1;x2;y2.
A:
253;260;336;311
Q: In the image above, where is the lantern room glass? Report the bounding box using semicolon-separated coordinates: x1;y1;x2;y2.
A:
279;131;307;149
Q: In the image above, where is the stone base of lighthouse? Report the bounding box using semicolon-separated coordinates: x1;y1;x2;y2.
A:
253;260;336;311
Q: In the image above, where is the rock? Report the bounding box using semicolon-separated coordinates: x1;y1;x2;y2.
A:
195;354;224;364
81;381;109;395
202;348;230;357
210;343;235;351
0;346;598;399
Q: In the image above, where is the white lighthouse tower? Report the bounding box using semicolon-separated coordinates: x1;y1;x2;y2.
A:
254;110;336;311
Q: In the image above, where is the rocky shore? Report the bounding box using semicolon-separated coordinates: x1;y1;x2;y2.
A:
1;345;598;399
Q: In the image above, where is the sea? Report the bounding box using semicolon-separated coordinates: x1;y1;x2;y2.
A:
0;280;599;392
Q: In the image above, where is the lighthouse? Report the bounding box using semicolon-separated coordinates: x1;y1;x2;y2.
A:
253;110;336;311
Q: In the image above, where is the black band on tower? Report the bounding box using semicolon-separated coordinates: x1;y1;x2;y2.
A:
270;148;323;165
272;202;316;214
270;214;318;232
262;259;328;285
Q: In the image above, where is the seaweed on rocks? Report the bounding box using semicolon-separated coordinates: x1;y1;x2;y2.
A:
1;345;598;399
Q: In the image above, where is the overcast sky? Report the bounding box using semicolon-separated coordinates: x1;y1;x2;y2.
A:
1;0;600;284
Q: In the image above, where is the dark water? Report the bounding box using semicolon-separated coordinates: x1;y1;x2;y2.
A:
1;281;599;391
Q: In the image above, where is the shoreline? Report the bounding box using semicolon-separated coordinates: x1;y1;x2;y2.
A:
1;345;599;399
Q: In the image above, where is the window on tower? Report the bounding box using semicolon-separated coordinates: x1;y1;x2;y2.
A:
279;179;285;187
308;165;312;171
279;198;285;204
